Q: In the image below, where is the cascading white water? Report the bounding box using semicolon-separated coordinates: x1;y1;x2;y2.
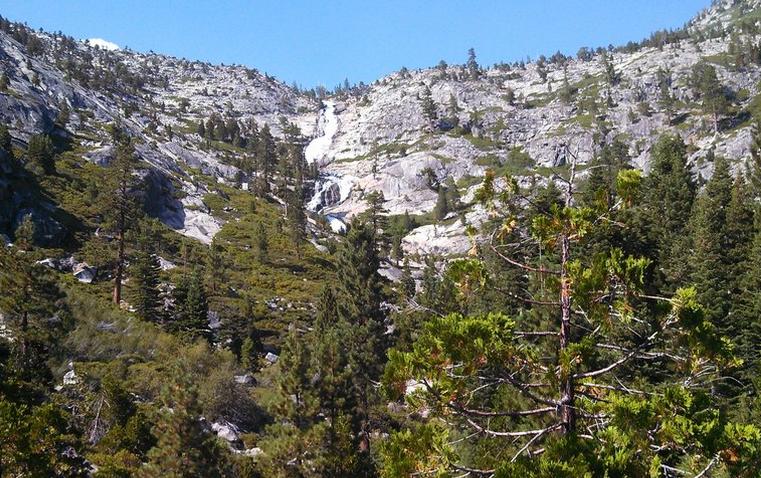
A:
305;100;339;166
304;100;350;233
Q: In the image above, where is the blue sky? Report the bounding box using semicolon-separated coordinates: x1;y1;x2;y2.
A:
0;0;710;88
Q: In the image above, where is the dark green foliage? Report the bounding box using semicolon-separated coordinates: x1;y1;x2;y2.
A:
273;328;318;429
0;401;89;477
0;248;87;476
130;232;162;323
690;154;733;327
140;366;232;477
315;285;339;329
434;185;449;221
170;269;210;342
380;160;754;475
446;93;460;127
420;85;437;123
0;247;64;388
657;67;676;119
726;175;754;289
13;213;36;250
285;185;306;257
335;221;383;327
27;133;55;175
399;258;415;301
56;102;70;129
736;227;761;376
254;220;268;262
582;138;631;208
638;134;696;287
747;117;761;200
102;131;143;305
691;62;730;132
0;123;13;158
254;124;276;196
466;47;480;80
601;51;618;86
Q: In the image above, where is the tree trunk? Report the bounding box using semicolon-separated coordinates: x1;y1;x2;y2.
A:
560;234;576;433
358;387;371;453
558;231;576;434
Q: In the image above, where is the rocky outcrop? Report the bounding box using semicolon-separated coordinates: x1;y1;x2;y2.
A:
4;1;761;257
0;25;320;244
301;1;761;256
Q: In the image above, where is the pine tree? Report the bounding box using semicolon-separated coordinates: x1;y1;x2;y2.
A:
399;257;415;301
275;328;319;430
466;48;480;80
381;153;747;474
26;134;55;175
436;60;448;79
434;186;449;222
747;117;761;200
286;186;306;258
309;323;363;475
639;134;696;287
657;67;676;122
103;131;143;305
255;220;268;263
360;190;388;235
0;73;9;92
691;62;729;133
334;221;385;458
254;124;276;196
205;240;225;295
536;56;548;83
725;175;754;283
0;401;90;477
0;247;62;385
335;221;383;327
420;85;437;125
140;366;232;477
736;228;761;377
504;86;516;105
690;154;733;328
582;138;631;208
129;232;162;323
446;94;460;128
171;269;209;342
0;123;12;159
315;285;339;330
601;51;618;86
13;213;35;250
240;337;256;372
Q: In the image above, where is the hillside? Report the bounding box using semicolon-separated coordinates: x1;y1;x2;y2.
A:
0;19;319;245
3;1;761;476
310;0;761;256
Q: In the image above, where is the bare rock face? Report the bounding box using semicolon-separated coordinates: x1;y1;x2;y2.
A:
297;1;761;256
4;1;761;257
0;26;320;244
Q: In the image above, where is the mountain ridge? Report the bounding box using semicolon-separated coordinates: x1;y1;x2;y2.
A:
2;0;761;254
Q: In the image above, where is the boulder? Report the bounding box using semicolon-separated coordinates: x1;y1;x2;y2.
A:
72;263;96;283
211;421;241;444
